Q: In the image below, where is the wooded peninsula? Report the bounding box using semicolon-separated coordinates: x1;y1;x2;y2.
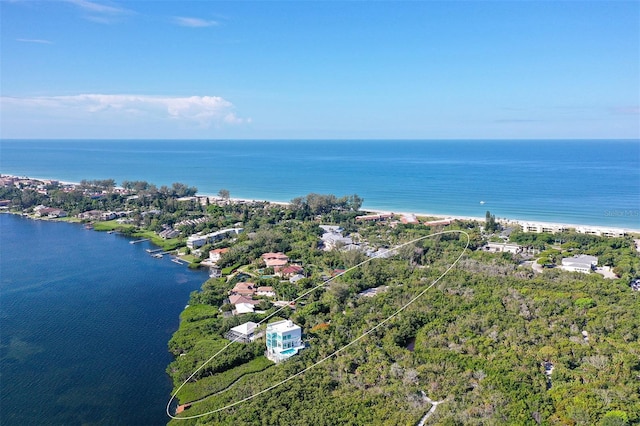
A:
2;175;639;426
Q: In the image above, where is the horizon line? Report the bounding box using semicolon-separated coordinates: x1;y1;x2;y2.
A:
2;137;639;142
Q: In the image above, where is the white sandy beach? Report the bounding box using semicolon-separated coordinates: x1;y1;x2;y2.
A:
4;174;639;235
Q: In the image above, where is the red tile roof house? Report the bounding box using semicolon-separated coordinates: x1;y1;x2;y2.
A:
230;282;256;297
209;248;230;264
229;294;260;306
276;265;304;278
262;252;289;268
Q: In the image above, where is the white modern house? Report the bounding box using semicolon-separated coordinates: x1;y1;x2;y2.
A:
265;320;305;363
561;255;598;274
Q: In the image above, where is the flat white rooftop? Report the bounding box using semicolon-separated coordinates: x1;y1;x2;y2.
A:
267;319;300;333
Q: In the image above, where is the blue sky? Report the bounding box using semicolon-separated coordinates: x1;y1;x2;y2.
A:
1;0;638;139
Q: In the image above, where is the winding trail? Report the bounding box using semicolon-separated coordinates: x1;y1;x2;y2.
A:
417;392;447;426
167;230;470;420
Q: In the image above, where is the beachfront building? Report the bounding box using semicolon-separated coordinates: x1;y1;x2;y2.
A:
356;213;394;222
517;222;627;238
561;255;598;274
265;320;305;363
520;222;569;234
575;226;626;238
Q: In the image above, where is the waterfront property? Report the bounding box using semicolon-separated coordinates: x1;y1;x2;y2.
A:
355;213;394;222
265;320;305;363
225;321;259;343
186;227;243;249
209;248;230;264
561;255;598;274
517;221;627;238
34;206;68;218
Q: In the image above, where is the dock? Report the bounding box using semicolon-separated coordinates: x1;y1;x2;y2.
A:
129;238;150;244
145;248;164;253
149;251;174;258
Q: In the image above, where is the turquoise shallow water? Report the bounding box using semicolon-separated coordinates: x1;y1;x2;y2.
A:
2;139;639;228
0;214;209;425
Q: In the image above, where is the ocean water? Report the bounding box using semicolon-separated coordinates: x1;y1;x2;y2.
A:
1;139;639;228
0;214;209;425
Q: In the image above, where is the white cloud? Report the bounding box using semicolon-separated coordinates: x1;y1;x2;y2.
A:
16;38;53;44
65;0;133;23
66;0;128;15
1;94;250;128
173;16;219;28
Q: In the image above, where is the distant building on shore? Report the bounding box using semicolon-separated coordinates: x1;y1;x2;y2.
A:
186;227;243;249
517;221;627;238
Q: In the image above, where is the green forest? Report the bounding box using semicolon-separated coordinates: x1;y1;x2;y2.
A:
166;206;640;425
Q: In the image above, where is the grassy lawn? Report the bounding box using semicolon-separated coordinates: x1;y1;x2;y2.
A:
180;254;199;264
91;220;135;232
56;216;83;223
90;221;183;250
133;229;183;250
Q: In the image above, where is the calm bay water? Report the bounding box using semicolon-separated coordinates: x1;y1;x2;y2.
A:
1;139;639;228
0;214;209;425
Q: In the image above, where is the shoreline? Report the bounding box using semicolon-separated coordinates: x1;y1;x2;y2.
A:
4;173;639;235
362;208;640;235
214;199;640;236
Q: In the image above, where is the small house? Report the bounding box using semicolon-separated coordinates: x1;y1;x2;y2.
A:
225;321;258;343
562;255;598;274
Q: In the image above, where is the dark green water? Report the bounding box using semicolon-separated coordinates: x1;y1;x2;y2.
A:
0;214;209;425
